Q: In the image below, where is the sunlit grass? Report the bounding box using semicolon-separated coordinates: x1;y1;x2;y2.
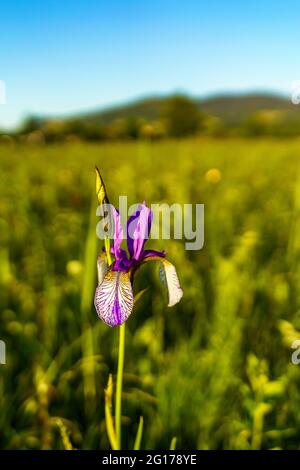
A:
0;138;300;449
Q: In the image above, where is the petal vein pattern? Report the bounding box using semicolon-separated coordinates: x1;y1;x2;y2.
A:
94;270;133;326
160;260;183;307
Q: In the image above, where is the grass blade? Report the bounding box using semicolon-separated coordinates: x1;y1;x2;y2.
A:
133;416;144;450
170;437;177;450
104;374;119;450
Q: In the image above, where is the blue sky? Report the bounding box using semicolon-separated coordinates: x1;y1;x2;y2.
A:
0;0;299;129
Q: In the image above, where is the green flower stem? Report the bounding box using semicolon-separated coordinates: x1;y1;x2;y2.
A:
104;236;112;266
104;234;125;449
115;322;125;449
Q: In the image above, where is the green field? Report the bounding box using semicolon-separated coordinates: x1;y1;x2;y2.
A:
0;138;300;449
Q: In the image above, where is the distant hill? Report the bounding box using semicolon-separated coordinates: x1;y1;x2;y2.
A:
200;93;295;124
82;97;164;125
8;91;300;141
72;92;295;126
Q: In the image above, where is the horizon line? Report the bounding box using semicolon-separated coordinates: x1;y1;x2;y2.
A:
0;87;291;132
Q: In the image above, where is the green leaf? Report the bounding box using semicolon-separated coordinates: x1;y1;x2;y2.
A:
133;288;149;305
104;374;119;450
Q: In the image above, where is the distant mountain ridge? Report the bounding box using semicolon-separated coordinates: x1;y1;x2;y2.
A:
200;93;295;124
72;92;295;126
6;91;300;141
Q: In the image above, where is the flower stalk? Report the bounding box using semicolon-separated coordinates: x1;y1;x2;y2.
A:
115;322;125;448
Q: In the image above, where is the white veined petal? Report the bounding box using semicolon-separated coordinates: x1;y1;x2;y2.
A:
160;260;183;307
97;253;108;285
94;269;133;326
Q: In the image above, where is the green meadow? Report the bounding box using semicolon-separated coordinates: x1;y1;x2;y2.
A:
0;138;300;449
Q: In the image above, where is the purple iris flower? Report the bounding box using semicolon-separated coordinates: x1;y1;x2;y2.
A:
94;202;183;327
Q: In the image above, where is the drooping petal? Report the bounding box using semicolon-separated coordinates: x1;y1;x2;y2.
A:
97;252;108;285
94;269;134;326
159;260;183;307
127;203;153;261
141;254;183;307
142;249;166;260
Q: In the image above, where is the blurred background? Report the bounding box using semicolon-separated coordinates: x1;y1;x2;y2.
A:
1;0;300;450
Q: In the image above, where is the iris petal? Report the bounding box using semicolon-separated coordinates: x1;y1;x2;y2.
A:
127;203;153;260
111;206;124;261
142;249;165;260
94;269;134;326
142;255;183;307
159;260;183;307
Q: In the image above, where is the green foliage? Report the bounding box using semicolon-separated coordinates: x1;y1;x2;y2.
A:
7;92;300;142
0;139;300;449
161;95;202;137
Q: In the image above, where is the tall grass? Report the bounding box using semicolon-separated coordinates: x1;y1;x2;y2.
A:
0;138;300;449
